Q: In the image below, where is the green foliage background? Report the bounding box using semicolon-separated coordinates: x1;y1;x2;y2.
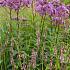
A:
0;0;70;70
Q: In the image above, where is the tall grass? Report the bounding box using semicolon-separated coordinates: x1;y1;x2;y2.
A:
0;0;70;70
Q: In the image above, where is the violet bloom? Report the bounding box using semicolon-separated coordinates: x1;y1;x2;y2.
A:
35;1;54;16
52;0;60;3
51;9;59;17
35;0;47;16
52;17;64;24
21;0;32;7
45;2;54;15
51;0;60;8
56;5;69;19
56;5;69;12
36;0;47;5
6;0;21;10
66;5;70;11
52;5;69;24
0;0;6;6
66;5;70;16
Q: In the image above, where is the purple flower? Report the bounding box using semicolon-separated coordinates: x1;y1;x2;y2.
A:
36;0;47;5
0;0;6;6
52;0;60;3
56;5;69;12
51;0;60;8
66;5;70;16
51;9;59;17
56;5;69;18
35;0;47;16
52;5;69;24
45;2;54;15
21;0;32;7
52;17;64;24
0;0;32;10
66;5;70;11
6;0;21;10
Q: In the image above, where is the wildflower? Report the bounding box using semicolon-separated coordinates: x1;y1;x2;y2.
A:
0;0;6;6
51;0;61;8
21;0;32;7
51;9;59;17
6;0;21;10
52;17;64;24
0;0;32;10
66;5;70;16
60;47;64;63
56;5;69;18
35;0;47;16
46;2;54;15
31;49;37;68
52;0;60;2
66;5;70;11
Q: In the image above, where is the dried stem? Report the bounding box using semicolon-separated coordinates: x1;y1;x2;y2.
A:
31;49;37;69
50;57;53;70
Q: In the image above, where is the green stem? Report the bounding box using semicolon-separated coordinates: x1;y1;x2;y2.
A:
50;16;53;70
4;52;6;70
16;10;22;67
9;9;16;70
31;0;35;24
55;24;60;70
0;27;2;70
42;47;44;70
10;9;12;20
41;16;45;70
41;16;45;35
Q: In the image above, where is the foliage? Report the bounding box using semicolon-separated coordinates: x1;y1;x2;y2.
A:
0;0;70;70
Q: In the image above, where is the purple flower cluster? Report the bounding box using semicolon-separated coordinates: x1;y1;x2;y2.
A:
21;0;32;7
0;0;6;6
6;0;21;10
52;5;69;24
0;0;32;10
35;0;69;24
0;0;69;24
35;0;48;15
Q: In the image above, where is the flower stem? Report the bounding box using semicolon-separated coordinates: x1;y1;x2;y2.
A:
10;9;12;20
